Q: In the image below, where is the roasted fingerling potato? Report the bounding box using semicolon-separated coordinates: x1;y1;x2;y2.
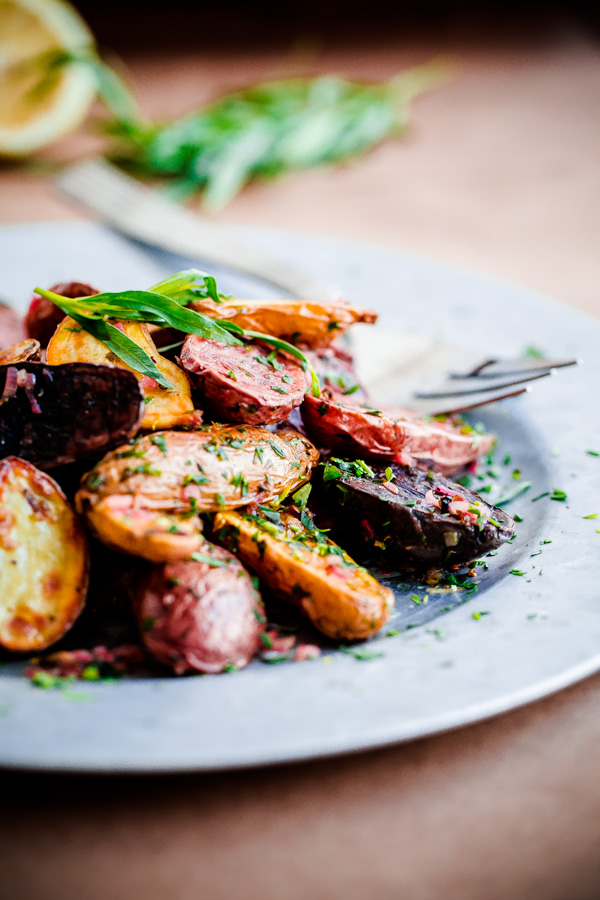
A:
76;426;319;560
180;335;308;425
0;457;89;652
191;297;377;348
0;363;145;470
47;316;201;431
25;281;99;347
132;543;264;674
0;340;41;365
213;508;393;641
302;392;494;476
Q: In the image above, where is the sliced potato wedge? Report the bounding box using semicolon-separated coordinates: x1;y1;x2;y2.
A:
213;509;393;641
191;298;377;348
76;426;319;561
0;457;88;652
47;316;200;431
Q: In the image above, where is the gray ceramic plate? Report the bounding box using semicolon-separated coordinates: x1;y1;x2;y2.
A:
0;221;598;773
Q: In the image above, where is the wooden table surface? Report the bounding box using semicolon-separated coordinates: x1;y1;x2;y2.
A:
1;24;600;900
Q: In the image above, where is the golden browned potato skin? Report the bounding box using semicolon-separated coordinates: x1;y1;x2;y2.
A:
47;316;201;432
0;457;89;652
213;509;393;641
84;500;205;563
0;339;41;365
132;544;264;674
76;426;319;561
191;298;377;349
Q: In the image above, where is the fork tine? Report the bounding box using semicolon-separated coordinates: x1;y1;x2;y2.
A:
453;357;579;379
414;368;553;399
411;385;531;417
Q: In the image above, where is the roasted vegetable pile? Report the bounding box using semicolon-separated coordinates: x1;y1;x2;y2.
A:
0;270;514;675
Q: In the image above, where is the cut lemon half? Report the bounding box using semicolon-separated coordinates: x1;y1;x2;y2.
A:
0;0;97;155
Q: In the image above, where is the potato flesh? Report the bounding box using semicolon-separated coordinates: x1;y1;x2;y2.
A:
47;316;199;431
76;426;319;561
0;457;88;651
213;510;393;641
191;298;377;349
0;339;40;364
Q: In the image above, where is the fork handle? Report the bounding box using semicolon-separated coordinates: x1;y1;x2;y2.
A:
56;159;340;303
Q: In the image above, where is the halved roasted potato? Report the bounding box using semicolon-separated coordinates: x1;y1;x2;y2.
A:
0;362;145;470
318;459;515;566
191;297;377;348
0;340;41;365
76;426;319;561
26;281;99;347
180;334;308;425
132;543;264;674
82;497;205;563
47;316;201;431
0;457;88;652
302;392;494;476
213;508;393;641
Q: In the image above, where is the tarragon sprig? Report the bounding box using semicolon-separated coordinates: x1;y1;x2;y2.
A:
35;268;320;396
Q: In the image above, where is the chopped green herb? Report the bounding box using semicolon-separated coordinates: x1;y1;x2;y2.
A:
510;569;525;576
583;513;598;519
472;611;490;620
587;450;599;457
182;474;209;487
339;646;384;661
550;489;567;501
531;492;550;502
191;551;229;568
267;439;287;459
496;481;532;506
149;433;168;454
292;483;312;510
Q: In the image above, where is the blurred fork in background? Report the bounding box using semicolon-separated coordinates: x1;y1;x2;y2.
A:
55;158;579;417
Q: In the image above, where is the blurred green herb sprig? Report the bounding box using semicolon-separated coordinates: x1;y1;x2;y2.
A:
33;48;451;210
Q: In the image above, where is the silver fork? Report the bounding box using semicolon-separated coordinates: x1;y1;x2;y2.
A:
411;357;579;416
55;158;579;417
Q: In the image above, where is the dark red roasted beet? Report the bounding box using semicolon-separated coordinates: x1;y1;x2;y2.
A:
0;302;26;349
180;335;308;425
25;281;99;347
302;391;493;476
318;459;514;565
0;362;144;469
304;341;368;403
132;544;264;674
